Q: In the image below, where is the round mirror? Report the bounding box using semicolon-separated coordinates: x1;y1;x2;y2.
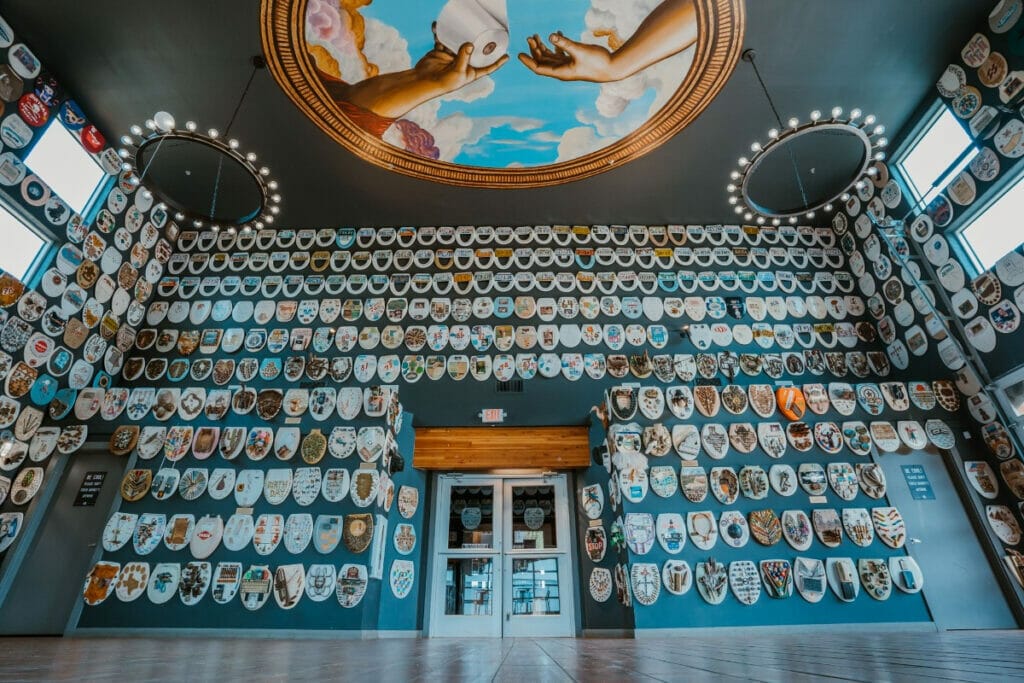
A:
742;123;871;217
136;134;264;224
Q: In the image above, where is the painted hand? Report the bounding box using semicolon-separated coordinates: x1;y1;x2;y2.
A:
518;32;619;83
416;25;509;94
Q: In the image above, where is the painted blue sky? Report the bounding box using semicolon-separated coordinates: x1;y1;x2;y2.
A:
360;0;663;168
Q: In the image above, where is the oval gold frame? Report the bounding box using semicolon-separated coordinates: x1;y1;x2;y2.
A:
261;0;745;189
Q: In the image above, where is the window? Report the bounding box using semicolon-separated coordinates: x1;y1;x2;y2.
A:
959;180;1024;272
895;103;977;203
24;120;106;214
0;202;48;282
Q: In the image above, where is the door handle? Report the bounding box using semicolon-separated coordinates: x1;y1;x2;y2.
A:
87;543;97;548
505;612;510;621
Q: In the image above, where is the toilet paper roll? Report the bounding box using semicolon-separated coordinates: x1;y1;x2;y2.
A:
435;0;509;69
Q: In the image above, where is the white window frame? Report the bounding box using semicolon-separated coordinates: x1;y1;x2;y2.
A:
893;100;977;206
952;169;1024;274
992;365;1024;448
0;195;56;286
24;118;108;216
889;99;1024;277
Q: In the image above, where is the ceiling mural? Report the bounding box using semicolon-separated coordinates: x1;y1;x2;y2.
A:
262;0;744;188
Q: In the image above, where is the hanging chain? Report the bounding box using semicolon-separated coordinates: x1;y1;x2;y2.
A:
208;64;259;221
746;53;811;213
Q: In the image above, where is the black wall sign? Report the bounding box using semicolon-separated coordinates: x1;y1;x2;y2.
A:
73;471;106;507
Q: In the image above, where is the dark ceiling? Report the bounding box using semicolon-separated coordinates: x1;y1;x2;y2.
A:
3;1;990;228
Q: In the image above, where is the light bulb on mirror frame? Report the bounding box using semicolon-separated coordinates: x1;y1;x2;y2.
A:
119;115;281;233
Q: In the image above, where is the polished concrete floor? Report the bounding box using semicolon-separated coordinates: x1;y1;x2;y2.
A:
0;631;1023;682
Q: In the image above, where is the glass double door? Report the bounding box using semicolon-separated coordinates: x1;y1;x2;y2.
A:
429;474;575;637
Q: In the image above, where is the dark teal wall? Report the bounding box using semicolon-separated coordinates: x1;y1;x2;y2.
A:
574;416;634;630
2;5;1020;633
838;6;1024;617
77;412;422;631
0;20;128;586
376;420;427;631
885;9;1024;380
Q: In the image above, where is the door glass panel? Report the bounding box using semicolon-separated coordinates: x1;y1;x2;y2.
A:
447;485;495;549
444;557;495;616
433;476;573;637
510;557;561;615
510;485;557;550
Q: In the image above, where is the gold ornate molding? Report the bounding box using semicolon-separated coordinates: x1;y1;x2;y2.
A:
261;0;745;188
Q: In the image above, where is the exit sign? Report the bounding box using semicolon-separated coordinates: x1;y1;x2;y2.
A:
480;409;506;423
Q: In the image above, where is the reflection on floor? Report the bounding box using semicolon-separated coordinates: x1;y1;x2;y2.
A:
1;631;1023;682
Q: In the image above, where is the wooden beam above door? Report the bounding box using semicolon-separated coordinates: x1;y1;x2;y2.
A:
413;426;591;470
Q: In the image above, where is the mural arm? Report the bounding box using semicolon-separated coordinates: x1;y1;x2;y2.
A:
328;28;508;120
518;0;697;83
